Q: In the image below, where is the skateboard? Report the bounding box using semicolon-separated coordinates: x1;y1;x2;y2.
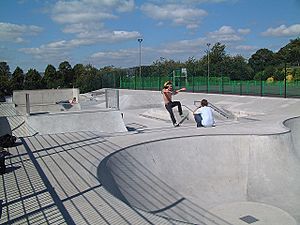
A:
178;112;189;125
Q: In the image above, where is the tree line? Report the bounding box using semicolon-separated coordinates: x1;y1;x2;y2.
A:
1;38;299;99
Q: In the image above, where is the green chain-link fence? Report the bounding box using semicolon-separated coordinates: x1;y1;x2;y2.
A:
119;75;300;98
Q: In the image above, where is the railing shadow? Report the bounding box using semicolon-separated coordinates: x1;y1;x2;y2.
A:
1;131;175;224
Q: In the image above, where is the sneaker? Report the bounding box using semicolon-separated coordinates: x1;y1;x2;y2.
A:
173;123;180;127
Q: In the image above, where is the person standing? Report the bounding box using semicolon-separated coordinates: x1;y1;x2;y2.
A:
193;99;215;127
162;81;186;127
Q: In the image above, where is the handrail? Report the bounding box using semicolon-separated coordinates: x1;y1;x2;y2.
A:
193;100;230;119
182;104;194;112
209;103;229;119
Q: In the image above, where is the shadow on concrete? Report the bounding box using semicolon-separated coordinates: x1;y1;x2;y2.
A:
98;136;233;225
2;132;163;224
0;117;12;136
4;165;21;174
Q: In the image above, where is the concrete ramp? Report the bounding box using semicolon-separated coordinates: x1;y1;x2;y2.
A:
26;109;127;135
98;117;300;224
284;116;300;158
0;103;38;137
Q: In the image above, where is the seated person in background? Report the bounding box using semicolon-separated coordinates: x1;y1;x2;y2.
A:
56;97;77;105
193;99;215;127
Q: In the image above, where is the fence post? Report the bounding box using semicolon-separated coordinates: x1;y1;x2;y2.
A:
192;73;194;92
206;76;209;93
284;63;287;98
120;74;122;88
25;93;30;116
158;75;161;91
260;73;263;97
240;80;242;95
221;75;224;94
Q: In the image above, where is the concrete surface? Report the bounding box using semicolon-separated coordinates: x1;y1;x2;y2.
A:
99;123;300;224
0;103;37;137
1;88;300;225
26;109;127;135
13;88;80;114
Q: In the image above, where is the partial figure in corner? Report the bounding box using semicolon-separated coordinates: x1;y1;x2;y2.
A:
56;97;77;105
193;99;215;127
162;81;186;127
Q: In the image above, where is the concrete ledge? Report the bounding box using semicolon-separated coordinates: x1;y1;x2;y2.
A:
13;88;80;114
284;116;300;158
15;102;81;114
26;109;127;135
13;88;79;105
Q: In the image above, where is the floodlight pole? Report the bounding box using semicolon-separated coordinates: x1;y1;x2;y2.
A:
138;38;143;79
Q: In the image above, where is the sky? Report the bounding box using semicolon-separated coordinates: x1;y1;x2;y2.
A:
0;0;300;73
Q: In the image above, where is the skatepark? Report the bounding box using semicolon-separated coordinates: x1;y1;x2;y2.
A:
1;88;300;225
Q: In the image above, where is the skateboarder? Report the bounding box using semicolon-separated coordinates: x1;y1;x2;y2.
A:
162;81;186;127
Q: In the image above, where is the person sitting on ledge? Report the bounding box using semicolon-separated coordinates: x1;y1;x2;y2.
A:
56;97;77;105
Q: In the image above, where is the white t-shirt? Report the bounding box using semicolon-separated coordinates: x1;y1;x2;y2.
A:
194;106;214;127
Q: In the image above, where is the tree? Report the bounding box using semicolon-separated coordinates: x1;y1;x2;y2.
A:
248;48;276;73
73;63;85;88
58;61;74;87
277;38;300;66
293;67;300;81
0;62;11;96
184;57;197;77
24;69;42;90
100;66;115;88
220;55;253;80
43;64;60;89
253;71;269;81
76;64;102;93
209;42;226;65
10;67;24;91
273;68;285;81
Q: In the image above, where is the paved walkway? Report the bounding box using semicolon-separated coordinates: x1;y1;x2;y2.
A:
1;130;199;224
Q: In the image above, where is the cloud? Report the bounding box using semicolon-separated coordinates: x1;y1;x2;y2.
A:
141;3;207;30
235;45;257;51
238;28;251;35
262;24;300;37
20;30;140;62
51;0;134;24
161;37;207;55
91;49;136;60
49;0;139;47
90;48;139;67
158;0;234;4
62;22;105;34
18;0;140;64
19;41;69;59
76;30;140;41
208;25;245;42
0;22;43;43
87;25;254;68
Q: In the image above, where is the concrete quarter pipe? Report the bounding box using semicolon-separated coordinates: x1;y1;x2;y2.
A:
98;116;300;225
